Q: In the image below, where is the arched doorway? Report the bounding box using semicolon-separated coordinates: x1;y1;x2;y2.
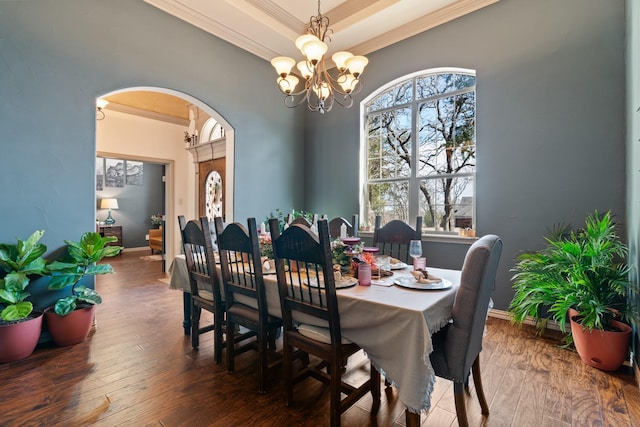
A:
95;87;235;266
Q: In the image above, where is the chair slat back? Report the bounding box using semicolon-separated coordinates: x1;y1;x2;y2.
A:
269;218;343;345
328;214;359;238
372;216;423;262
446;234;502;379
214;217;267;313
178;215;222;302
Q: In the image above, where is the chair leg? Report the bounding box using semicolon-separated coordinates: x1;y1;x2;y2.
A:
226;320;235;373
454;382;469;427
213;307;224;365
283;341;294;407
370;363;381;415
472;356;489;415
191;305;201;349
405;410;420;427
329;359;342;427
258;328;267;394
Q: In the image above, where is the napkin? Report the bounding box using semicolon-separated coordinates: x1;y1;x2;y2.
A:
411;270;442;284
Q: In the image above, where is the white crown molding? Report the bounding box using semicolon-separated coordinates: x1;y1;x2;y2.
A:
144;0;282;59
349;0;501;55
145;0;501;60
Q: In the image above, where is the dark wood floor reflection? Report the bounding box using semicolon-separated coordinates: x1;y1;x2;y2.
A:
1;251;639;426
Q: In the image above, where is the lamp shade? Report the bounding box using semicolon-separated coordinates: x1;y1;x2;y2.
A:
271;56;295;78
100;198;119;209
96;98;109;109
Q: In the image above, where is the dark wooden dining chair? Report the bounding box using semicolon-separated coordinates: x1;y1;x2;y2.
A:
425;234;503;427
285;213;319;227
328;214;359;238
269;218;380;427
372;215;423;263
178;215;226;363
214;216;282;393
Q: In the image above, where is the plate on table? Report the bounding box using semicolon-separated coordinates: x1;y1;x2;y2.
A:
390;262;408;270
393;276;452;290
303;276;358;289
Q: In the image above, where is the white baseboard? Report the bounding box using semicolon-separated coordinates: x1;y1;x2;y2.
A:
488;308;562;331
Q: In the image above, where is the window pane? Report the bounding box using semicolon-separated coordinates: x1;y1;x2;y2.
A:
453;91;476;173
366;81;413;113
416;73;454;99
419;176;474;231
455;73;475;90
368;108;412;179
368;181;409;224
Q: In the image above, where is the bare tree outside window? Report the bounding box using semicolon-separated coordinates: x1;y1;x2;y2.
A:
364;70;476;232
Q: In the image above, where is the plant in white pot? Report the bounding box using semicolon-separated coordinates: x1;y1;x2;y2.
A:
45;231;121;346
0;230;48;363
510;210;638;371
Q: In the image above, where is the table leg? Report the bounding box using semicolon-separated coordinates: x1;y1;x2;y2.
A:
406;410;420;427
183;292;192;335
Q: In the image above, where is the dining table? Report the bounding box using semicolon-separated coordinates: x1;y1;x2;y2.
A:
168;254;460;422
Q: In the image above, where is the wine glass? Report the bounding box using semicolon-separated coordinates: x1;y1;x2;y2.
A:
409;240;422;270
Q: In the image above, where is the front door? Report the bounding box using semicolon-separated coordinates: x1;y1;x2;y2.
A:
198;157;226;221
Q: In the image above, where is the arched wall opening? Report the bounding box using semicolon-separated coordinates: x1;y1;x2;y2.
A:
95;86;235;265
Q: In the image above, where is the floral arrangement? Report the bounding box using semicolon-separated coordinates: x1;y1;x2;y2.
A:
259;234;273;259
265;208;316;232
331;238;362;267
150;214;163;227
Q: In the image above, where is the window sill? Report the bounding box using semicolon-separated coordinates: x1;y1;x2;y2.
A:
357;231;477;245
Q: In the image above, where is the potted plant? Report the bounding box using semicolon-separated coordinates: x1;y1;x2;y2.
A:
0;230;48;363
45;231;121;346
509;210;638;371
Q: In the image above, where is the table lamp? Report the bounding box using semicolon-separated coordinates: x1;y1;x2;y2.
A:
100;198;119;225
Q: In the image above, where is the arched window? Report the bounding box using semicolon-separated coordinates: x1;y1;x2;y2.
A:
201;117;225;142
361;68;476;233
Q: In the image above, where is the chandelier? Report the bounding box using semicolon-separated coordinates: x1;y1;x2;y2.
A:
270;0;368;114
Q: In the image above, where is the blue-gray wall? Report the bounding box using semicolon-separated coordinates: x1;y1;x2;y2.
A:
96;160;164;248
304;0;627;312
0;0;304;308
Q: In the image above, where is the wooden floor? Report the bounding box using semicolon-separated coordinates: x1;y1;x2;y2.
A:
2;251;639;426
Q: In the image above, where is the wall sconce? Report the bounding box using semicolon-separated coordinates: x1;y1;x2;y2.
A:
96;98;109;120
100;198;119;225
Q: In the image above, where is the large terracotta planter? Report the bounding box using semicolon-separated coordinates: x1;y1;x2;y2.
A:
569;309;631;371
45;305;96;347
0;312;43;363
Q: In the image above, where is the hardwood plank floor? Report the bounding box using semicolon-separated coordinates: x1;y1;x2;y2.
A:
1;251;639;426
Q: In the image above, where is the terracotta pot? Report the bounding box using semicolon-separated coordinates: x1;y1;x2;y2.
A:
45;305;96;347
569;308;631;371
0;312;43;363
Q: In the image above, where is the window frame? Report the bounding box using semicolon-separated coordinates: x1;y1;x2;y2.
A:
359;67;476;236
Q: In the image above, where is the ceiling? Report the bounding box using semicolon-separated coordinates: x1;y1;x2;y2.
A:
103;0;499;120
143;0;500;60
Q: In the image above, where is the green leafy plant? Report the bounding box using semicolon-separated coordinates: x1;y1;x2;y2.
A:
510;210;638;341
47;232;122;316
0;230;48;322
265;208;316;232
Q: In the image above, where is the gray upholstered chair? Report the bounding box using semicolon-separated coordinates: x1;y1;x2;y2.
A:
427;234;502;427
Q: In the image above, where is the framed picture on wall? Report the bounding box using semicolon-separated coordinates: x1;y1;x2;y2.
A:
126;160;144;186
105;158;125;188
96;157;104;191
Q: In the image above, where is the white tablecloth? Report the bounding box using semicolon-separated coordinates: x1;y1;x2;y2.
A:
169;255;459;413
